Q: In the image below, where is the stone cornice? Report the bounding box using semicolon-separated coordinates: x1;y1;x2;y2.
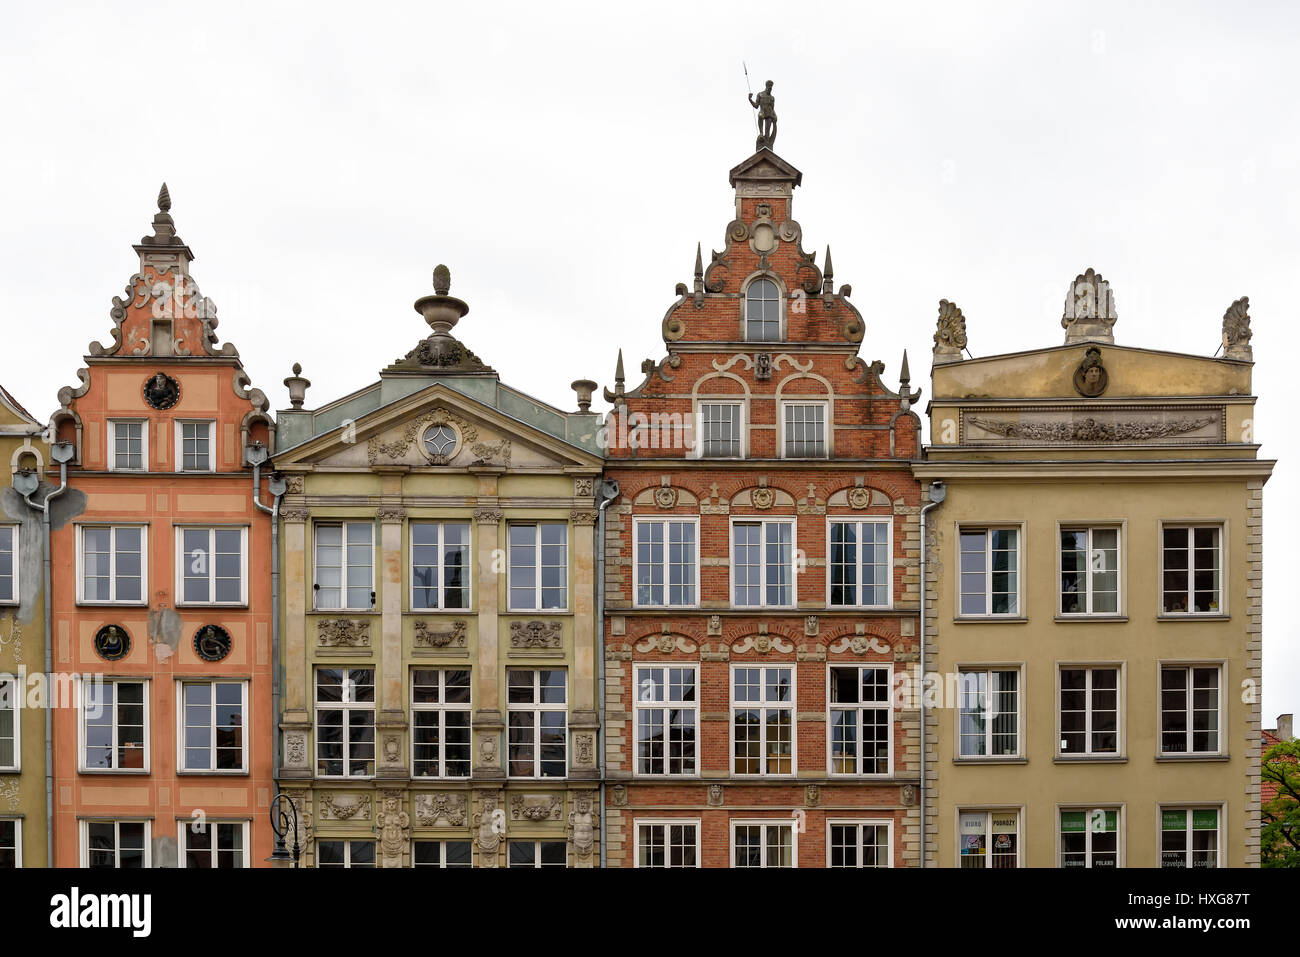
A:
912;459;1276;480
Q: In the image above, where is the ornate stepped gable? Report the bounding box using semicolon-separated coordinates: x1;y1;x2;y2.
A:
55;184;271;430
602;143;920;461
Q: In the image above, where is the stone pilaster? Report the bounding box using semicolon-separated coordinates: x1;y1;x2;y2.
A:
377;505;408;779
473;505;505;780
280;507;312;778
569;508;599;780
1245;479;1264;866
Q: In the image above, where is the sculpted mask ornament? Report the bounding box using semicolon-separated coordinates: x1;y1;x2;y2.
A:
1073;346;1108;397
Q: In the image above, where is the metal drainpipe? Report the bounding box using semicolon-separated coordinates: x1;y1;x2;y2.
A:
249;462;283;778
595;479;618;868
21;457;68;868
918;480;945;869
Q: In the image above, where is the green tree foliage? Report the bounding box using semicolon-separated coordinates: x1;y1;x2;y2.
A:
1262;739;1300;867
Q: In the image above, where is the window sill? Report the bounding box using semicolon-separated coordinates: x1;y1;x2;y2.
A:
954;616;1028;625
953;757;1027;765
1157;613;1230;622
76;601;149;608
1054;615;1128;623
177;603;249;610
311;610;381;616
78;769;152;775
1155;753;1229;763
177;770;250;777
406;609;474;616
1053;755;1127;764
503;610;571;616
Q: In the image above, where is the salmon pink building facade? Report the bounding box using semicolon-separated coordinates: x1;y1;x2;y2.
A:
46;187;276;867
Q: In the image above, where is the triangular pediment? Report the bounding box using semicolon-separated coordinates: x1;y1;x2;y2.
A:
728;149;803;188
275;383;603;472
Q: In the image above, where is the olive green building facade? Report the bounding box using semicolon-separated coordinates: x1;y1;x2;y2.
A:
272;270;605;867
915;273;1272;867
0;388;50;868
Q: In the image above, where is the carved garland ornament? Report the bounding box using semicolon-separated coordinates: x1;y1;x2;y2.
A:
318;792;373;821
415;792;467;827
510;794;563;821
317;618;371;647
414;620;467;648
969;415;1216;443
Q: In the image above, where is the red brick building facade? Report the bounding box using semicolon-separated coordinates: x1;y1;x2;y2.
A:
600;147;924;867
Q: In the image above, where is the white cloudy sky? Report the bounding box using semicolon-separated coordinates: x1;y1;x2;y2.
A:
2;1;1296;721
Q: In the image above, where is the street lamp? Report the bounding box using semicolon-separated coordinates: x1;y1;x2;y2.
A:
266;793;301;868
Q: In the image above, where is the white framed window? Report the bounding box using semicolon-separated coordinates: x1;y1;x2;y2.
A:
1060;526;1120;615
313;521;374;611
107;420;147;472
506;669;567;778
410;522;470;611
0;525;18;604
175;420;215;472
1058;666;1120;757
178;680;247;772
0;819;19;868
744;277;782;341
1059;807;1122;868
508;840;567;868
177;526;247;606
957;668;1021;758
958;526;1020;616
413;840;472;867
827;820;892;868
314;668;375;778
1160;665;1223;755
1160;807;1222;868
633;664;698;776
633;518;698;607
507;523;568;611
959;809;1021;868
81;820;150;868
635;820;700;868
828;518;891;608
695;401;744;458
828;664;891;775
732;665;794;776
731;821;795;868
80;678;148;772
179;820;248;868
780;401;828;458
77;525;146;604
0;675;19;771
317;840;375;868
411;668;472;778
731;519;795;608
1161;524;1223;615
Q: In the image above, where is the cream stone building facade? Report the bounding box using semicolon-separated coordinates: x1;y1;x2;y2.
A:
915;273;1272;867
272;268;605;867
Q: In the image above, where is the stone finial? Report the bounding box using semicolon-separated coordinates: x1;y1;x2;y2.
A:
140;181;184;247
602;349;627;406
1222;296;1252;360
933;299;967;364
1062;267;1117;344
692;243;705;307
433;264;451;297
821;246;834;297
284;362;311;410
899;349;911;389
414;264;469;336
571;379;597;413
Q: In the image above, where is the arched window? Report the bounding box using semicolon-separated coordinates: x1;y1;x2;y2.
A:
745;278;781;341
